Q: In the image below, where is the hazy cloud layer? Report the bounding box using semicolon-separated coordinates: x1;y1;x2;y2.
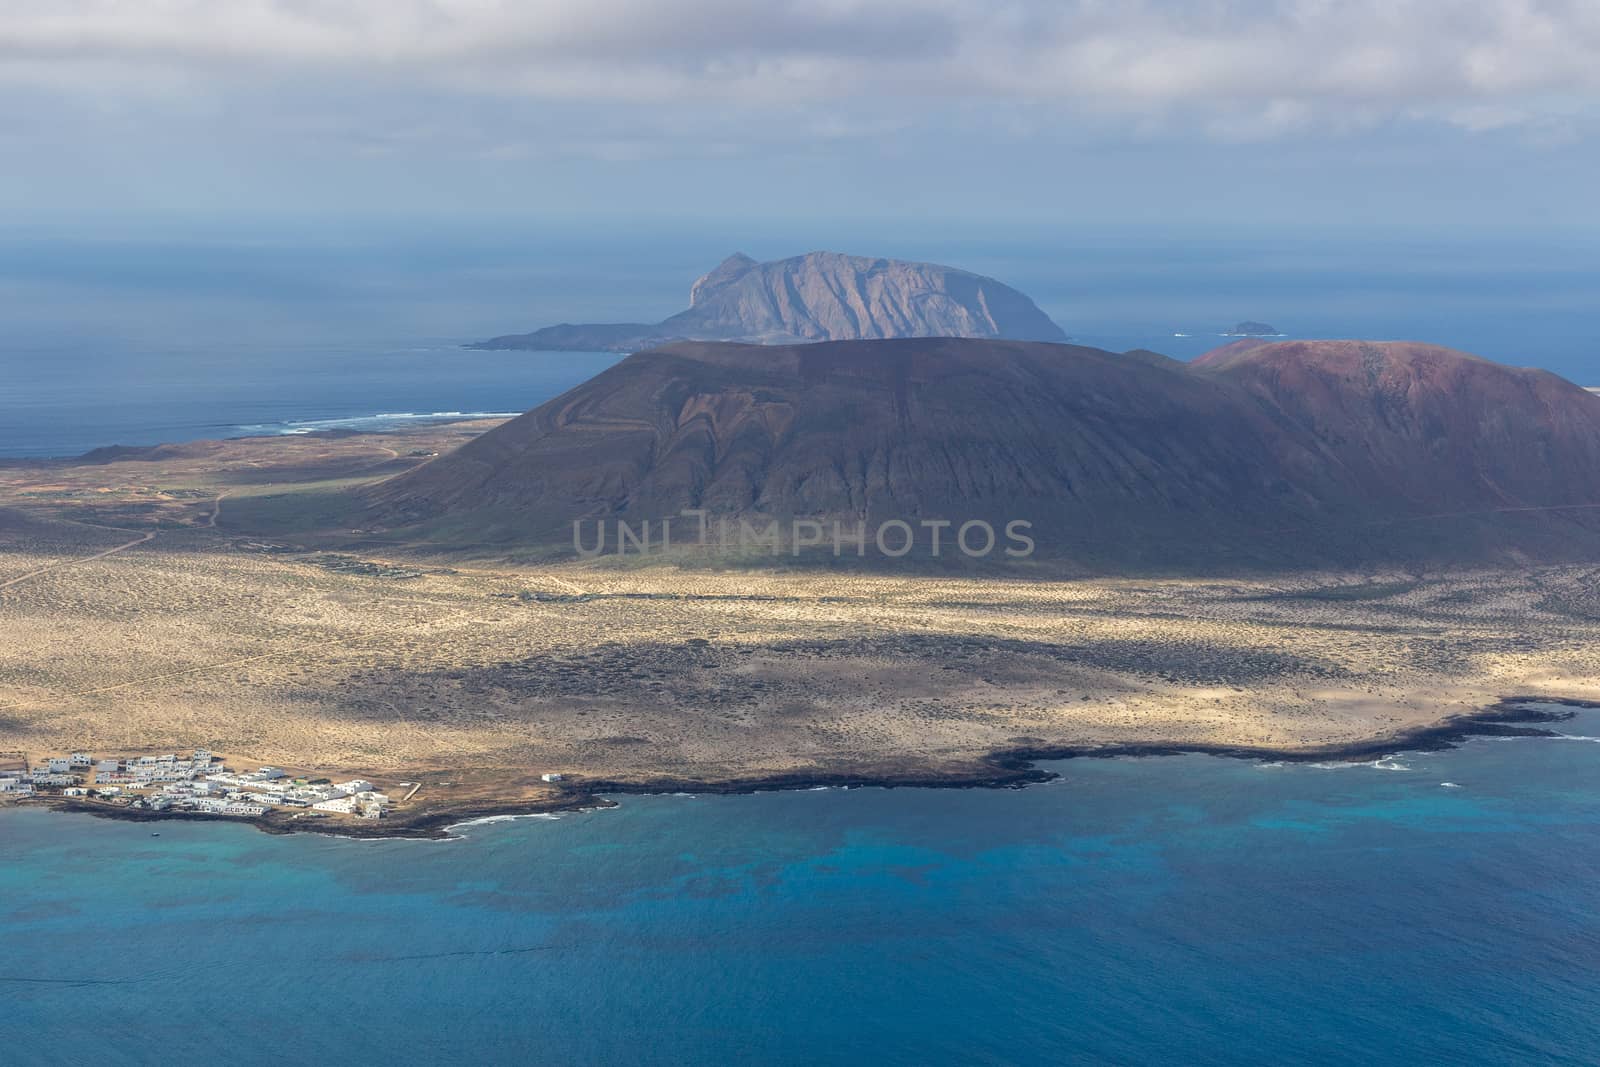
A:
4;0;1599;138
8;2;1600;226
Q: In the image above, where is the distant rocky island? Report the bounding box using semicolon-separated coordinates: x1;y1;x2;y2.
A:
1223;321;1281;337
471;251;1068;351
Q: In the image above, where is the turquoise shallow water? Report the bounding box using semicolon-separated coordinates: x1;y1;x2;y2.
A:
4;709;1600;1065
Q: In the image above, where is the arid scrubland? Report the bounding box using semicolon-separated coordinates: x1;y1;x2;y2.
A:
3;424;1600;816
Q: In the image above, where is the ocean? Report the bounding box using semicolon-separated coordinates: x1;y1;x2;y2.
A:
5;225;1599;1062
4;706;1599;1065
2;224;1597;457
0;335;622;459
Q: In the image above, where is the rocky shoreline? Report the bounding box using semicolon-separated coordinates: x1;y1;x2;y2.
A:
14;696;1594;840
580;696;1593;799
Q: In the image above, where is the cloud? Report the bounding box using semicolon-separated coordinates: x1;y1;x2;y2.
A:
3;0;1600;148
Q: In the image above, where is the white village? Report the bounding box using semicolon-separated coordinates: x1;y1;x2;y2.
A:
0;749;393;821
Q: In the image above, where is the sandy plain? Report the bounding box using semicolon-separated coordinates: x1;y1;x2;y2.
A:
3;421;1599;834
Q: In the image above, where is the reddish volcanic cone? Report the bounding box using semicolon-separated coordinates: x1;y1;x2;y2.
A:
1192;340;1600;517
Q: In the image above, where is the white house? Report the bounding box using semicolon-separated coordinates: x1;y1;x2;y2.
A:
33;774;81;787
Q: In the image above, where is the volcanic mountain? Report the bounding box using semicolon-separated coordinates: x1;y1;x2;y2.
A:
470;252;1068;352
364;338;1600;569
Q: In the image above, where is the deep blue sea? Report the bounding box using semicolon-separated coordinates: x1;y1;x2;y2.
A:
4;225;1599;1061
2;224;1597;457
4;706;1599;1065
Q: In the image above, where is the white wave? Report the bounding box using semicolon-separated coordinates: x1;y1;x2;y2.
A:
444;804;621;835
1440;782;1462;788
1306;755;1412;771
454;813;563;828
234;411;520;437
1552;734;1600;742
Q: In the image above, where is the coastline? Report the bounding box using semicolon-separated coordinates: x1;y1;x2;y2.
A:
12;696;1593;841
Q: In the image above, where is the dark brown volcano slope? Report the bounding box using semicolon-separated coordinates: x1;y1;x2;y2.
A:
364;338;1600;568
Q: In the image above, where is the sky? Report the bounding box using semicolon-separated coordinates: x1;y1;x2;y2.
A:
6;0;1600;232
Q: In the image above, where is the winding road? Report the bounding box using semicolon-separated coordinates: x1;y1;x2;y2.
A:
0;531;156;592
202;491;227;529
0;490;229;593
